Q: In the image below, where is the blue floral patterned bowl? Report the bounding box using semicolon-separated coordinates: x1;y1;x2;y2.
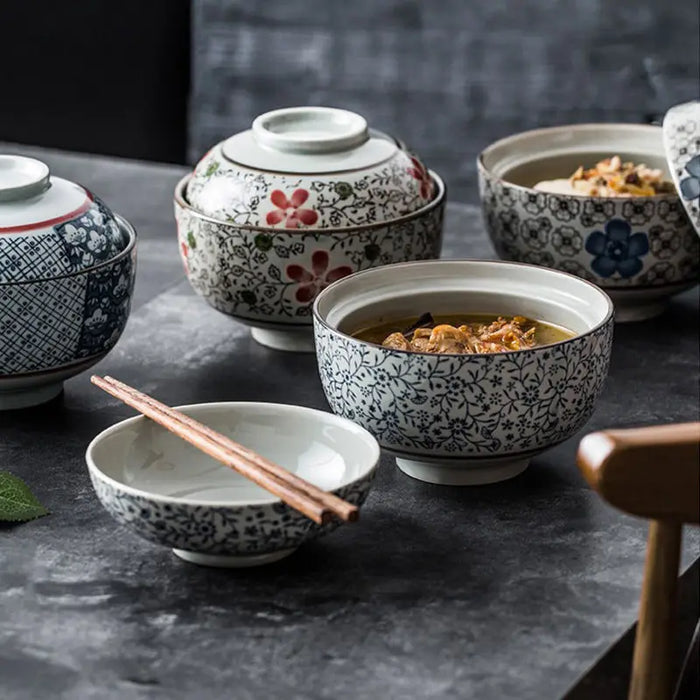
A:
478;124;699;322
313;260;614;486
86;402;380;568
0;215;136;410
174;171;445;352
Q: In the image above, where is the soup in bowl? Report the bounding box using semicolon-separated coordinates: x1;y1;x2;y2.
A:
313;260;614;486
478;124;699;322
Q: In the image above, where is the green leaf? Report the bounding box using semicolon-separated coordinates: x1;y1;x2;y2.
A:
0;472;49;522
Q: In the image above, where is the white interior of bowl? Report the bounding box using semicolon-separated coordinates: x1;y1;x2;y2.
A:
480;124;671;188
315;260;612;339
86;402;379;506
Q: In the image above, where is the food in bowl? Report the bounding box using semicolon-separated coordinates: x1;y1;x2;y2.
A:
314;260;614;486
535;156;675;197
478;124;699;322
353;312;574;353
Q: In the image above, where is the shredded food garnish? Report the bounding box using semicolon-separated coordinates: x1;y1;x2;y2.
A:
382;316;537;354
567;156;674;197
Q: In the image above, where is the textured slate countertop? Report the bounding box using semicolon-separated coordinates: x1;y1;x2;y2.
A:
1;144;698;700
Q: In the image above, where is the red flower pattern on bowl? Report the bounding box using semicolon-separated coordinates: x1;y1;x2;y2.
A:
407;156;433;200
266;189;319;228
180;241;189;273
286;251;353;302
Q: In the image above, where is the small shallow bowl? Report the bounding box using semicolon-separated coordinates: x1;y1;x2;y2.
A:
478;124;699;322
187;106;436;228
0;216;136;410
86;402;380;568
174;171;445;352
313;260;614;486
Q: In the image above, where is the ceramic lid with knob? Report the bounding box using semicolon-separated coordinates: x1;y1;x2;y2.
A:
186;106;435;229
0;155;128;283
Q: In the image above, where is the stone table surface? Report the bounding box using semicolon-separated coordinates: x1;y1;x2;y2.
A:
1;144;698;700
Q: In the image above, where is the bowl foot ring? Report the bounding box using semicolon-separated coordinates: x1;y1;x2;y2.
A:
172;547;298;568
396;456;530;485
251;327;314;353
0;381;63;411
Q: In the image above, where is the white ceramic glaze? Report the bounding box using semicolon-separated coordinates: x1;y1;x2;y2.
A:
175;171;445;352
0;217;137;410
663;100;700;236
313;260;614;485
186;106;435;228
86;402;380;567
478;124;699;322
0;155;128;283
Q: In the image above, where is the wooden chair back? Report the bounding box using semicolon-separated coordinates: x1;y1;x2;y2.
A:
577;422;700;700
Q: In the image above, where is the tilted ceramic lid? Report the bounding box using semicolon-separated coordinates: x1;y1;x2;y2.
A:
186;106;435;228
0;155;128;283
663;100;700;236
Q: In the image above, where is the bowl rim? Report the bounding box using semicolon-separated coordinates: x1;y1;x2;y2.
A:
174;170;446;234
0;214;136;287
476;122;676;202
85;401;381;507
312;258;615;358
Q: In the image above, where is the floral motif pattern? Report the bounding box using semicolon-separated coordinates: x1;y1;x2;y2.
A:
266;189;318;228
407;156;434;200
175;190;444;326
0;195;126;284
648;225;681;259
662;101;700;234
478;165;699;288
187;145;434;229
90;468;375;557
314;318;614;458
585;219;649;279
520;217;551;250
679;155;700;202
552;225;583;257
286;251;352;302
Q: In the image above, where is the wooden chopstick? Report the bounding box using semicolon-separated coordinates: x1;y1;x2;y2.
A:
91;375;359;525
100;375;359;523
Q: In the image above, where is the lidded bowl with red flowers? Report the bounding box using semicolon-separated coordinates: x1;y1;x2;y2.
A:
175;106;446;352
187;106;435;229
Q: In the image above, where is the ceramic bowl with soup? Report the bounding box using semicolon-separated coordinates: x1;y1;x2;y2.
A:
313;260;614;486
478;124;699;322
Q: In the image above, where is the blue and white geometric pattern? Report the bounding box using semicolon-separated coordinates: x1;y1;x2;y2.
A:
0;233;73;282
0;276;86;372
0;245;136;375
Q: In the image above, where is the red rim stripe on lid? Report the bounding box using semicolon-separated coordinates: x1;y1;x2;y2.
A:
0;193;93;234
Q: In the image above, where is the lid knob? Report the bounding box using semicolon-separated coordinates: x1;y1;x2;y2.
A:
0;156;51;202
252;107;369;155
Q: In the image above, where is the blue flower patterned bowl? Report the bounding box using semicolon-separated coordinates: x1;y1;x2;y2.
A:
313;260;614;486
478;124;699;322
86;402;380;568
0;216;136;410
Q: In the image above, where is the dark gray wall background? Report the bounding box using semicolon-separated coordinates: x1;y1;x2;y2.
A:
190;0;699;203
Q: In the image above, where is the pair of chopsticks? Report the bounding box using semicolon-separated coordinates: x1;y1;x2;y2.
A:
91;376;358;525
